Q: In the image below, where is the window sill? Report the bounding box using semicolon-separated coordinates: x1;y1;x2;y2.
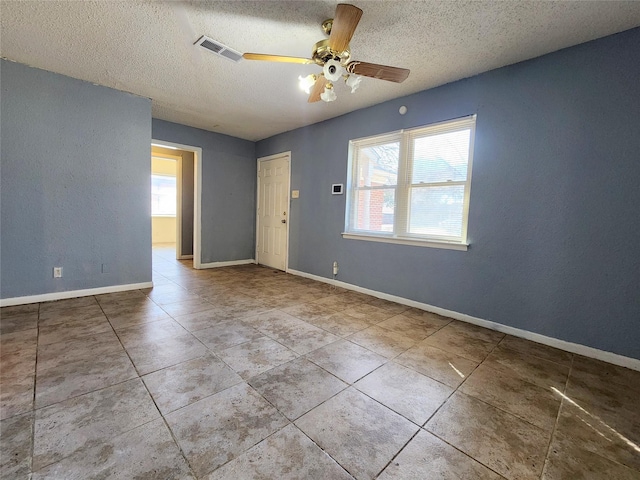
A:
152;215;176;218
341;232;468;251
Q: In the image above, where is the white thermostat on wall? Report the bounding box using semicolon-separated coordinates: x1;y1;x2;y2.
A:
332;184;344;195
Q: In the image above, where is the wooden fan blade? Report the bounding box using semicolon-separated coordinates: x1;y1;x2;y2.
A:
243;53;315;64
308;76;328;103
346;61;410;83
328;4;363;52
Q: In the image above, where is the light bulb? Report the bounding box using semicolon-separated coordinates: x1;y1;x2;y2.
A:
320;83;337;102
323;59;343;82
298;74;317;94
345;74;362;93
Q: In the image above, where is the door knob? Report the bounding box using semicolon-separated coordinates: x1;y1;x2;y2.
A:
281;219;287;224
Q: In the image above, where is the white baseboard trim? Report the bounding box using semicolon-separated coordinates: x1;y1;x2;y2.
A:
0;282;154;307
177;255;194;260
287;268;640;372
199;259;256;269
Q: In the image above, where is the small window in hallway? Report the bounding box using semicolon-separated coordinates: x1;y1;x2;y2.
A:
151;174;177;216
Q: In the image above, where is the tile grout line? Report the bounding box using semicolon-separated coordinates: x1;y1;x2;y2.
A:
538;354;574;479
28;301;42;477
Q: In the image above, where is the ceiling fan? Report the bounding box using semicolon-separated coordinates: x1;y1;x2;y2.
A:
242;3;410;103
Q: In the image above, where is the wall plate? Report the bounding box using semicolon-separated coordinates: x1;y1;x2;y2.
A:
332;184;344;195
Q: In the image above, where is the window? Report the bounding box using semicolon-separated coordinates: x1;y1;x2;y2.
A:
151;174;177;216
344;115;475;249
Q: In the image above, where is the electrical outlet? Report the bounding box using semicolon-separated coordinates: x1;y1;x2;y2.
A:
101;263;108;274
53;267;63;278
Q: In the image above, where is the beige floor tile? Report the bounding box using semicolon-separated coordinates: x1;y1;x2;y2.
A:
400;308;452;327
159;298;214;317
166;383;287;477
554;399;640;471
39;297;98;313
307;310;376;336
1;304;39;317
205;424;352;480
95;290;146;306
142;354;242;415
281;302;337;324
36;331;124;371
32;378;159;471
116;318;189;348
31;419;193;480
355;362;453;425
426;392;549;480
1;347;36;379
217;336;298;379
498;335;573;366
377;313;445;340
447;320;506;343
105;301;172;330
123;331;208;375
567;355;640;417
249;357;347;420
378;430;503;480
347;325;417;359
38;304;104;327
172;309;229;332
542;432;640;480
366;297;410;315
35;350;137;408
460;363;562;432
193;320;263;352
255;315;339;355
340;303;396;323
0;328;37;356
38;316;112;346
0;412;33;480
295;387;419;479
305;338;386;384
483;346;570;391
1;373;34;420
395;342;479;388
312;295;356;311
421;324;499;362
0;311;38;334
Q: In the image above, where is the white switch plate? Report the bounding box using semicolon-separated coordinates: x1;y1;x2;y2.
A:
291;190;300;199
53;267;63;278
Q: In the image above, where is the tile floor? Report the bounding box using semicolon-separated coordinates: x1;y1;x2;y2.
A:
1;245;639;479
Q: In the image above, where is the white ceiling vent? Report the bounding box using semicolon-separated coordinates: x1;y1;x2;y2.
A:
195;35;242;63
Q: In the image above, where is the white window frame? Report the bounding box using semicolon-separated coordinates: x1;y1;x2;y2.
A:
343;115;476;251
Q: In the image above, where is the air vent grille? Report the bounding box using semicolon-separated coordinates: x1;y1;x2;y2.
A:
195;35;242;63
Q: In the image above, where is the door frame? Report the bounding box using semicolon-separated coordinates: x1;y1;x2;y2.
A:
151;151;183;257
151;140;203;269
255;151;291;271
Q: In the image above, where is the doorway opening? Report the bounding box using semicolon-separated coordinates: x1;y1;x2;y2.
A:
151;141;203;270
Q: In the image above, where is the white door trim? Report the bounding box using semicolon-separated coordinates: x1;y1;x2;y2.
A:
151;140;203;269
256;151;291;271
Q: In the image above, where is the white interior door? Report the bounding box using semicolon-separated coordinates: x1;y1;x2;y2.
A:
257;154;290;270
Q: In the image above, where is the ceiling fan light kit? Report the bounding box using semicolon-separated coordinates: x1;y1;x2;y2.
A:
241;3;410;104
320;83;337;102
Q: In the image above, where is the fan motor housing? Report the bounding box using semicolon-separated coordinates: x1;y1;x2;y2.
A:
312;39;351;65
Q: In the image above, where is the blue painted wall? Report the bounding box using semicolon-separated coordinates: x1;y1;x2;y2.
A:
256;28;640;359
152;119;256;264
1;60;152;298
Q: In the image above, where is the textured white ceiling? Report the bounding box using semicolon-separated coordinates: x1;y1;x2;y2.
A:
2;1;639;141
